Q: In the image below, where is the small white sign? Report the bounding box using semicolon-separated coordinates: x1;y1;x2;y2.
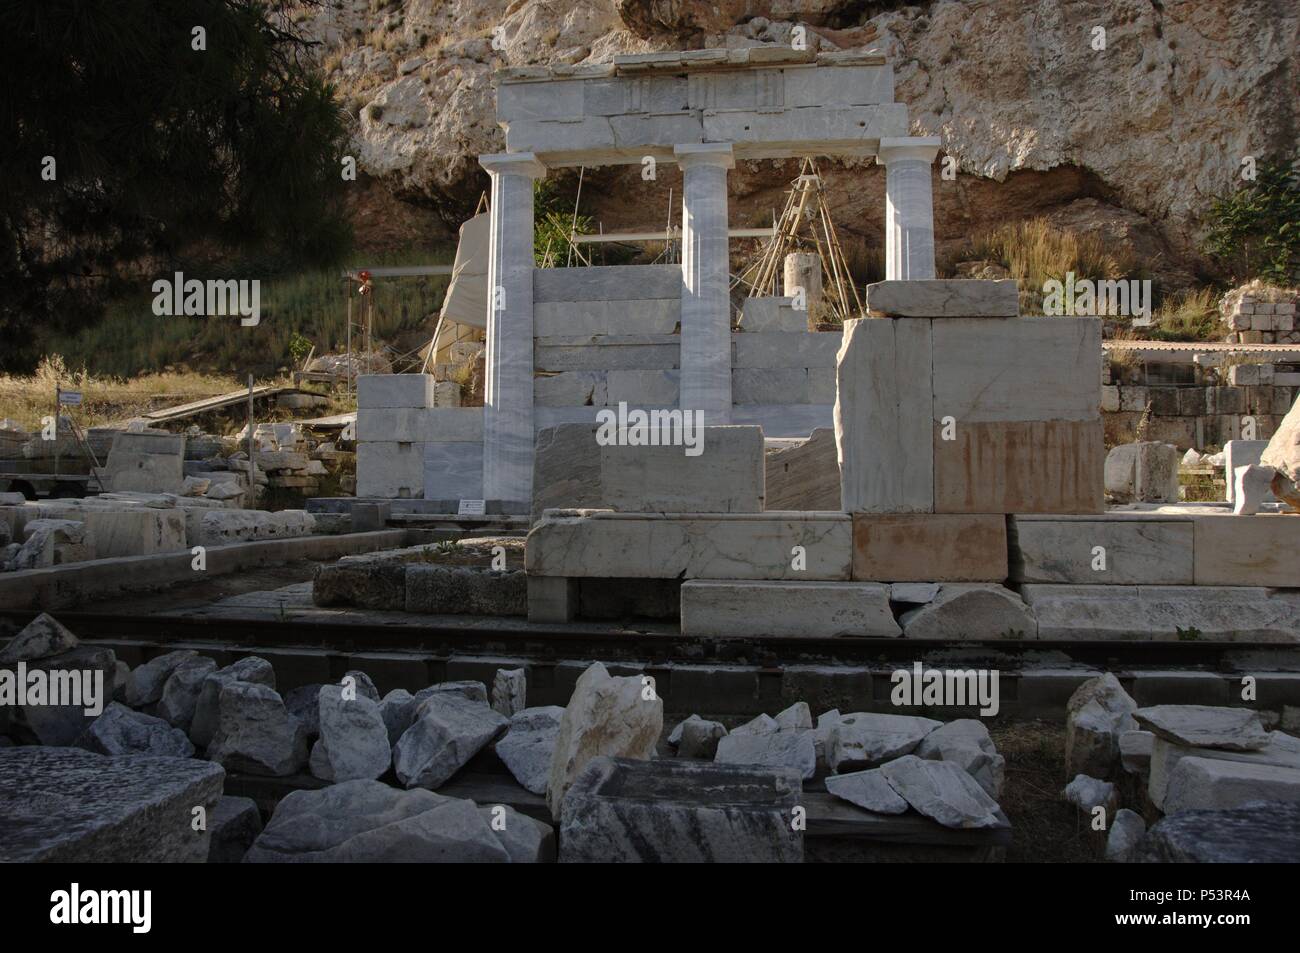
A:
457;499;486;516
57;390;82;405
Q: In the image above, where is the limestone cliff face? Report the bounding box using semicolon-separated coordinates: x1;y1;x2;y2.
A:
301;0;1299;284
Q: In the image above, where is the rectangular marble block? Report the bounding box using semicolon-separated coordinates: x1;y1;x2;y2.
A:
525;510;852;580
865;279;1018;317
605;369;680;405
732;404;834;438
535;338;680;371
104;432;186;495
733;332;841;369
532;424;764;518
534;298;680;336
356;442;425;499
702;104;909;153
423;441;484;502
357;407;483;443
680;579;900;637
931;318;1102;423
356;374;437;409
741;297;807;332
835;318;933;513
1020;584;1299;641
1009;516;1194;585
764;428;841;511
1192;513;1300;588
852;514;1008;582
534;264;683;303
932;419;1104;514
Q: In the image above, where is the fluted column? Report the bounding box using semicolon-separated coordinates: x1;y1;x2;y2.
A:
877;137;941;280
675;143;735;424
480;152;546;507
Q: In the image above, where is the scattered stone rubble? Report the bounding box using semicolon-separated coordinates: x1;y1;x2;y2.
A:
1057;679;1300;862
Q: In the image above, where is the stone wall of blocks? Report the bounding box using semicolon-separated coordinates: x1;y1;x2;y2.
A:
1221;288;1299;344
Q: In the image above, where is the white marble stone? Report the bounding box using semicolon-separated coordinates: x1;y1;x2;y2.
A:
835;317;933;512
423;441;484;501
877;137;940;280
525;510;853;580
676;143;734;425
1223;440;1270;503
357;407;482;443
680;580;900;637
356;441;425;499
356;374;437;409
481;152;547;507
1008;517;1194;585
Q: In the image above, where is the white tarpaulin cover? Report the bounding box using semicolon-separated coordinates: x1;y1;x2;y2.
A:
439;212;490;329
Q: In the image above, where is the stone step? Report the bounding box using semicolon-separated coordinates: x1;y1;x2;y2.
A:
680;579;899;637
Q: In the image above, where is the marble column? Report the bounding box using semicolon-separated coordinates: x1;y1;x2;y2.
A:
480;152;546;508
877;137;941;281
675;143;735;425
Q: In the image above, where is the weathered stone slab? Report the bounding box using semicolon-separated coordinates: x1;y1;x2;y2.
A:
1224;440;1270;503
5;646;118;746
546;662;663;818
714;728;817;779
535;298;680;336
313;555;407;610
533;264;682;302
733;331;841;369
702;104;908;153
879;755;1003;829
899;584;1038;639
835;317;933;513
525;510;853;580
1009;516;1194;585
733;403;834;438
558;756;803;863
741;296;806;332
1191;513;1300;588
1133;705;1270;751
828;713;941;771
914;719;1005;798
128;649;199;707
1148;732;1300;809
931;318;1101;422
681;579;899;637
852;514;1007;582
496;705;564;795
533;371;607;408
733;367;818;404
534;339;679;372
405;564;527;616
356;441;425;499
1164;756;1300;813
1120;729;1154;776
604;368;680;405
0;746;223;862
865;279;1018;317
1021;584;1299;641
825;767;909;813
764;428;841;510
157;655;218;730
356;374;437;409
933;419;1105;514
1131;801;1300;862
104;432;186;494
1104;441;1181;503
357;407;482;443
244;779;540;862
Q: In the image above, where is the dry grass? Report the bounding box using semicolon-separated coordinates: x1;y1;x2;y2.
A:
1149;287;1222;342
989;719;1104;863
0;355;249;431
965;218;1143;316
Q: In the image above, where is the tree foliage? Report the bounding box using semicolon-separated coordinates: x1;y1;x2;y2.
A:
0;0;352;371
1204;153;1300;286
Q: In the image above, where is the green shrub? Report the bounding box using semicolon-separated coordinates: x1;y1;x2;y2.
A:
1204;153;1300;284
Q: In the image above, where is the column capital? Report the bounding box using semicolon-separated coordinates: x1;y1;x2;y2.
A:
479;152;548;178
674;142;735;170
876;136;941;166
